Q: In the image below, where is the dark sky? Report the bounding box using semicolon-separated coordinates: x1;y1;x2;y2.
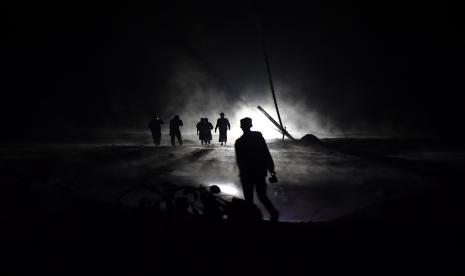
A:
2;1;463;141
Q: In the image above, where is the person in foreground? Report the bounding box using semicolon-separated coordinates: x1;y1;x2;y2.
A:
234;117;279;222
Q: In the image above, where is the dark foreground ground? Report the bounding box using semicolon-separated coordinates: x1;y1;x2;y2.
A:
1;138;464;274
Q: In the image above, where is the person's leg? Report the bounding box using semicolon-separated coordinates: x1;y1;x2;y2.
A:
240;178;254;203
177;133;182;145
154;132;161;145
220;131;225;146
255;178;279;221
152;134;157;146
170;135;175;146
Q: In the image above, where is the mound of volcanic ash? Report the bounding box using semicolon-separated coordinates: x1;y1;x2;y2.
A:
297;134;321;146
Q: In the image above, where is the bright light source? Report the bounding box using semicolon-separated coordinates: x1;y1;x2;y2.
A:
231;105;282;140
209;182;241;197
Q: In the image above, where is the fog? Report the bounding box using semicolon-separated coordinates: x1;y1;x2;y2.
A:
160;54;337;141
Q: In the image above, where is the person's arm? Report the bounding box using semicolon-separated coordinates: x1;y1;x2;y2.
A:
215;121;218;133
227;119;230;130
179;120;183;126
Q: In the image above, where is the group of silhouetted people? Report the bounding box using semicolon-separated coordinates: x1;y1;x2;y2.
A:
148;113;279;222
148;115;184;146
196;118;213;145
195;113;231;146
149;113;230;147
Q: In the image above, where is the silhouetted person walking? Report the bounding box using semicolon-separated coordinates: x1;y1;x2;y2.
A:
196;118;206;145
205;118;213;145
148;115;164;146
169;115;183;146
197;118;210;145
235;117;279;222
215;112;230;146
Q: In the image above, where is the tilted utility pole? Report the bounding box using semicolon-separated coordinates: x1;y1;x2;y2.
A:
255;12;287;140
257;106;295;140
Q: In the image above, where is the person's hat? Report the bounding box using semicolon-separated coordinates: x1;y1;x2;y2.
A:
240;117;252;127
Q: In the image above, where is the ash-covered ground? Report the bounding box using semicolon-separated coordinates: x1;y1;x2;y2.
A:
1;136;464;273
2;134;463;220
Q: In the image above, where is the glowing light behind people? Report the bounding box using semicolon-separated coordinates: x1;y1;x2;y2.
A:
230;105;281;139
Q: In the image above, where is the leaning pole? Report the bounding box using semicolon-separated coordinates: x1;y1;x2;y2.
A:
255;13;286;140
257;106;295;140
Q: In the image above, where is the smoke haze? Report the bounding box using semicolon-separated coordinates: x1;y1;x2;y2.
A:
2;1;464;142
